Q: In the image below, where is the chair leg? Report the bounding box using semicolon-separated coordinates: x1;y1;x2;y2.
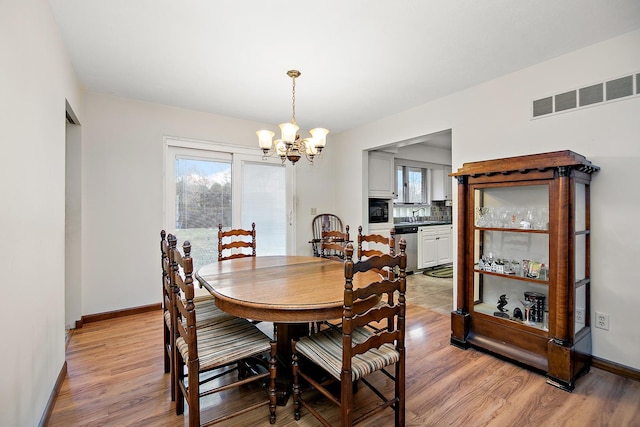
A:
340;371;353;427
163;326;170;373
175;350;185;416
268;341;277;424
186;359;200;427
396;356;405;427
291;344;301;421
164;323;176;401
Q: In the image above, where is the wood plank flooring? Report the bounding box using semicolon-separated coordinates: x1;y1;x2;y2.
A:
49;281;640;426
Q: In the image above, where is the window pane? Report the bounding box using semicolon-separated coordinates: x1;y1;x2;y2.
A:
241;162;286;255
396;166;404;201
174;157;231;270
407;167;423;203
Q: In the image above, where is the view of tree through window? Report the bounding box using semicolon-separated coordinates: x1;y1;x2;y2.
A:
396;165;426;204
407;167;423;203
176;158;231;229
174;158;231;270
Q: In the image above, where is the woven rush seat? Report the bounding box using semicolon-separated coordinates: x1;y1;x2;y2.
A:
295;326;399;382
176;316;273;371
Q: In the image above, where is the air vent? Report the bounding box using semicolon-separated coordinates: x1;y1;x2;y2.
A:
533;97;553;117
606;76;633;100
579;83;603;107
532;71;639;119
555;90;576;112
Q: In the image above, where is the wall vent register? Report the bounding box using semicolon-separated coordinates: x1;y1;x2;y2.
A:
532;71;639;118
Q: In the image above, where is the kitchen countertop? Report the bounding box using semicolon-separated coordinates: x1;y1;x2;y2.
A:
394;221;452;228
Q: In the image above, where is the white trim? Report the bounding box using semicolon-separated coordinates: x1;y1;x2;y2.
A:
164;135;263;156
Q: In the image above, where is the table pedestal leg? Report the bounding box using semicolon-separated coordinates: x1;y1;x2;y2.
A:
273;322;309;405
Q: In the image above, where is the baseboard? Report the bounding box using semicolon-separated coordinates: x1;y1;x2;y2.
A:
39;361;67;427
592;357;640;382
79;303;161;326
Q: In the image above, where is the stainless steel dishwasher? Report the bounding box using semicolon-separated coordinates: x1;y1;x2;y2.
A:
394;225;418;274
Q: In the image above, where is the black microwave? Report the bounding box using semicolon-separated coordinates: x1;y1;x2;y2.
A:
368;198;390;223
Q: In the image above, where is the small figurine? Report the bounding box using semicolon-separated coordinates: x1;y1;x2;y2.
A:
513;307;523;320
494;294;510;318
497;294;509;312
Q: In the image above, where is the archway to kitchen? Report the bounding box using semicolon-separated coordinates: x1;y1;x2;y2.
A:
364;129;453;315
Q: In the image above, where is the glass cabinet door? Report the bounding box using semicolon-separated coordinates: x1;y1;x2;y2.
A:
471;184;550;333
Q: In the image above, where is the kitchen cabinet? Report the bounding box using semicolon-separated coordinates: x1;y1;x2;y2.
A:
431;165;453;201
450;150;599;391
443;165;452;200
368;151;395;198
417;224;453;269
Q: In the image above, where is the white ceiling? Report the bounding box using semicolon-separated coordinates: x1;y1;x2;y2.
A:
49;1;640;135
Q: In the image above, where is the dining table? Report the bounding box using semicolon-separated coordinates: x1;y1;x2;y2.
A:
194;255;382;403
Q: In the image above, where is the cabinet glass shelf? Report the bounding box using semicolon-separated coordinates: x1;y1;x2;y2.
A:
473;302;549;333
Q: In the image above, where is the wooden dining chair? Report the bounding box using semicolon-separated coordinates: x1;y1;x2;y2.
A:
160;230;181;400
310;213;343;257
169;235;277;426
357;225;395;261
357;226;397;332
320;225;350;260
292;240;407;427
161;230;238;401
218;222;256;261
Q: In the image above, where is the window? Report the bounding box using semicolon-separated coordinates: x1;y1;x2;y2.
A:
172;154;232;269
396;165;427;204
165;139;292;271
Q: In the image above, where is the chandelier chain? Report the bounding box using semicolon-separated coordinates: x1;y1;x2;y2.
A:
291;75;296;125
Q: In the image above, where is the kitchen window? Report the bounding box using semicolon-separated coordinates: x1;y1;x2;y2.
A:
396;164;427;204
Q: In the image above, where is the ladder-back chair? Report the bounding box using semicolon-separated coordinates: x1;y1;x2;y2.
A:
218;222;256;261
320;225;350;260
310;214;343;257
161;230;236;401
170;235;277;426
292;240;407;426
357;225;396;261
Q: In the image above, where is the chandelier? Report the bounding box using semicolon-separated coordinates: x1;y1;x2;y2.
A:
257;70;328;165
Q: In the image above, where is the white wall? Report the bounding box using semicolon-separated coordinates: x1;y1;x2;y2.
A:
80;92;283;314
0;1;82;425
293;145;339;256
330;30;640;370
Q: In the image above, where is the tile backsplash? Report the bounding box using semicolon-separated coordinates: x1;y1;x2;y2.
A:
393;200;452;223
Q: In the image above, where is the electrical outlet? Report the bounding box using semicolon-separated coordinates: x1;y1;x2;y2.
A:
595;312;609;330
310;208;317;215
576;308;585;324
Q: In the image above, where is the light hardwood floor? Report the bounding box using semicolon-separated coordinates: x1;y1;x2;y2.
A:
49;276;640;426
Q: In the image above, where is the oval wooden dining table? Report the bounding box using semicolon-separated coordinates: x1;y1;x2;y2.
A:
194;255;381;403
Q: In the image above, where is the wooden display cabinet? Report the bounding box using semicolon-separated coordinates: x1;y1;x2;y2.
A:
450;151;599;391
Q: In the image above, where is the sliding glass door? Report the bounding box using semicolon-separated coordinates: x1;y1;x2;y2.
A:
166;143;291;271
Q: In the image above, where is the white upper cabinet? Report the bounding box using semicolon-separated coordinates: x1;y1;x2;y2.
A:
368;151;395;198
431;165;453;201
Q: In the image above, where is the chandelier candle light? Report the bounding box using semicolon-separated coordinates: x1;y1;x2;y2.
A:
257;70;329;165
